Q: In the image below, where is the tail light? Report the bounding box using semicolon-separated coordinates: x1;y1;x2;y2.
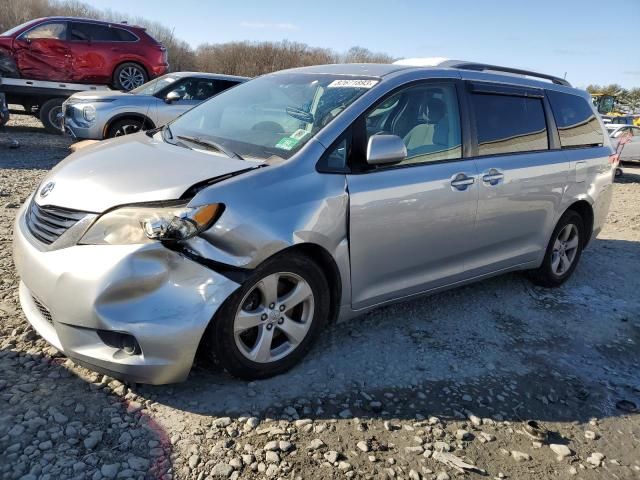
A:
609;153;619;166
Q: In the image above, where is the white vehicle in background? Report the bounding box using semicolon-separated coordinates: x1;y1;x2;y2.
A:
606;124;640;162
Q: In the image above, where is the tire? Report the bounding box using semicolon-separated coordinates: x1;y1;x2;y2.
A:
38;98;64;134
527;210;584;287
113;62;148;91
207;252;330;380
106;118;144;138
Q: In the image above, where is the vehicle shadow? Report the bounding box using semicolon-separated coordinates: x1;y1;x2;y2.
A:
617;164;640;183
0;347;171;479
127;238;640;428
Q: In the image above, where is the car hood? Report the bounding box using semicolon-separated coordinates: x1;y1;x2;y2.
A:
36;132;261;212
68;90;139;102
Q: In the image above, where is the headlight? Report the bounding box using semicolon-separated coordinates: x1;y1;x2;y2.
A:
82;105;96;123
79;203;223;245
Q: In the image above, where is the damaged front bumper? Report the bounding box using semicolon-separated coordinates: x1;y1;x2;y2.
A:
12;201;240;384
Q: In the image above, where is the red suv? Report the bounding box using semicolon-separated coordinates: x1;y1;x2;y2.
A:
0;17;168;90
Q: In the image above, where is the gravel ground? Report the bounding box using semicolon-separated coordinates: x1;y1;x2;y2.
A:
1;115;639;480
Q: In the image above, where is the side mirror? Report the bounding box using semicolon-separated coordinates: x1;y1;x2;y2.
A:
165;91;180;104
366;134;407;166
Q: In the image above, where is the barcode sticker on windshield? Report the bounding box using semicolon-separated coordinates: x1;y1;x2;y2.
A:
290;129;310;140
328;79;379;89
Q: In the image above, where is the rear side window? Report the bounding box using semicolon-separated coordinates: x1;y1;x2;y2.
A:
471;93;548;156
547;91;603;148
70;23;136;42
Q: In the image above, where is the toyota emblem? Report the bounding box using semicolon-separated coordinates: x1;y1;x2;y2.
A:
40;182;55;198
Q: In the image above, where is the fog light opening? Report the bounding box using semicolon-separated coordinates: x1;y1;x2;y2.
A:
97;330;141;355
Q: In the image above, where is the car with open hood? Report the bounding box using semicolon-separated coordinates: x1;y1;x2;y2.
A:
13;60;615;384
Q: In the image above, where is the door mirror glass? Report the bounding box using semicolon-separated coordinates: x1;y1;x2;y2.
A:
165;91;180;104
366;134;407;165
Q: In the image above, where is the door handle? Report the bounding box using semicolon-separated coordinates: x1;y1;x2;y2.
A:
481;169;504;186
450;173;475;191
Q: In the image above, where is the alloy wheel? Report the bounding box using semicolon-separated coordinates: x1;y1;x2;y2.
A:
118;66;145;90
49;106;63;131
551;223;579;276
115;123;141;136
233;272;314;363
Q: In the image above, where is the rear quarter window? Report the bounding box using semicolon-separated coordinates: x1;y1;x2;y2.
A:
547;90;603;148
114;28;137;42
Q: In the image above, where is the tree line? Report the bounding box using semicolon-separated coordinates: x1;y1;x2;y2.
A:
0;0;393;77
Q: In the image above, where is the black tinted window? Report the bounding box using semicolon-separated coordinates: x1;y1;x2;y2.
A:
113;28;137;41
213;80;241;95
471;93;548;156
70;23;132;42
547;91;603;148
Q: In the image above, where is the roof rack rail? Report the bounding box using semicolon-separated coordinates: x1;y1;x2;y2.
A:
439;60;571;87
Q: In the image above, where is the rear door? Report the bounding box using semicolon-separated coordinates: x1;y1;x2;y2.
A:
68;22;119;83
465;82;568;275
346;80;480;310
13;21;71;81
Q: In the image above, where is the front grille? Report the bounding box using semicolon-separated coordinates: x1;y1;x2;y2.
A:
32;296;53;325
26;200;89;245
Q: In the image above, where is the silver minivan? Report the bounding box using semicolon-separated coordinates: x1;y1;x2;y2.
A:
13;60;615;384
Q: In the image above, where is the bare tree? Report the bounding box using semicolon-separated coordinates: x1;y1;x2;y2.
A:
2;0;403;81
342;46;394;64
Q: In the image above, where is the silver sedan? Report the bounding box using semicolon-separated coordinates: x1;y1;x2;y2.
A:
62;72;247;139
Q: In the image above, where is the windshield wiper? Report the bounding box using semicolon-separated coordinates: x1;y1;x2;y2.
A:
176;135;244;160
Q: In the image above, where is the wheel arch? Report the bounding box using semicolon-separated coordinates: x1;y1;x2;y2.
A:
564;200;594;247
103;113;155;138
279;243;342;324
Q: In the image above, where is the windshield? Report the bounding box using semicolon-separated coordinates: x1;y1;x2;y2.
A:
130;74;180;95
167;73;379;160
1;19;38;36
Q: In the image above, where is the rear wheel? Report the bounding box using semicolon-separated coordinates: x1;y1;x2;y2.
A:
106;118;144;138
38;98;64;134
113;62;147;91
207;253;330;379
527;210;584;287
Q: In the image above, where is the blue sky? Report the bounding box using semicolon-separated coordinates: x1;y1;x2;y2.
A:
84;0;640;88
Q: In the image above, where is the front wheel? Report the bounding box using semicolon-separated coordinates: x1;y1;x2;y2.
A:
207;253;330;379
106;118;144;138
527;210;584;287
